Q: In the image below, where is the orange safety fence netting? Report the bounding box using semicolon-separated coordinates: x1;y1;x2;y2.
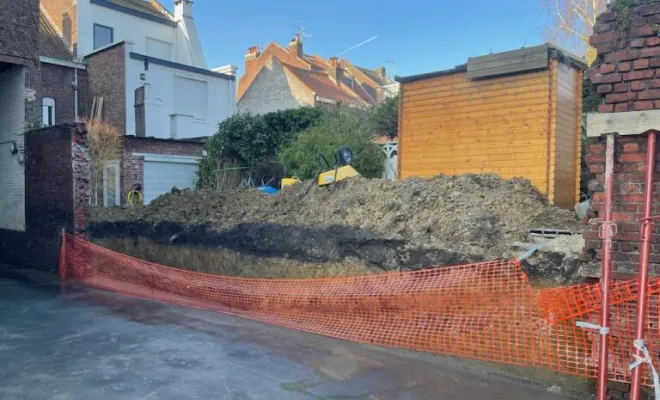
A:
60;234;660;386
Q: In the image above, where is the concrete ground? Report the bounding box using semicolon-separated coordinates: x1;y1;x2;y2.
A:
0;270;579;400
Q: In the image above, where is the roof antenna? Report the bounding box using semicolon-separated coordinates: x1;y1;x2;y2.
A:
292;26;312;41
336;35;379;57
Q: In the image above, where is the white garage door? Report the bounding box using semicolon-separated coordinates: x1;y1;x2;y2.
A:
142;155;200;204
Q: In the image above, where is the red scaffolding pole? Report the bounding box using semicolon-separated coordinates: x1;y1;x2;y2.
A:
596;133;617;400
630;131;657;400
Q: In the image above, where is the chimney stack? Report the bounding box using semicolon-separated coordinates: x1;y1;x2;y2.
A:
289;34;303;58
174;0;193;18
376;66;386;79
244;45;261;74
329;56;342;85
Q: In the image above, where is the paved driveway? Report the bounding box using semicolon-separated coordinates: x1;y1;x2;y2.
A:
0;271;577;399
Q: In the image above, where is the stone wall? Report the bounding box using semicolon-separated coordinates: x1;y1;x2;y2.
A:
0;123;90;270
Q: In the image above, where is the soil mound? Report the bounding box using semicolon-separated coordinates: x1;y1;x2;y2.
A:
91;174;582;274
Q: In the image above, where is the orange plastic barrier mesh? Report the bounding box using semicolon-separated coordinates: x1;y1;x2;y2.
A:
60;234;660;385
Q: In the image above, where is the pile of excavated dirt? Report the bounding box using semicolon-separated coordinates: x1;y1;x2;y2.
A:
91;174;583;276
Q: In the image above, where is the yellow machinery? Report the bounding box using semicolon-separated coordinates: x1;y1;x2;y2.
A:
300;146;360;196
318;165;360;186
281;177;301;188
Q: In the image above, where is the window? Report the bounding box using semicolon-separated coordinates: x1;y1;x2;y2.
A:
103;160;120;207
93;24;113;50
146;37;173;61
174;77;208;120
42;98;55;127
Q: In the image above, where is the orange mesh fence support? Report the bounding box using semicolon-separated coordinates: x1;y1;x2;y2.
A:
59;234;660;386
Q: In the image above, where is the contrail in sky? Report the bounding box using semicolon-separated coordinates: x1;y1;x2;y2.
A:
336;35;379;56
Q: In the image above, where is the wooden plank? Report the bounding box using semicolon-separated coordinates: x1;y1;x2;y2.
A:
467;45;549;79
586;110;660;136
403;83;549;106
404;102;548;119
403;74;548;97
403;90;548;112
402;116;547;135
403;70;548;93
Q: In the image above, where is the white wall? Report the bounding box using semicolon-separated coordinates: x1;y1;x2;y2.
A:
126;57;236;139
0;65;26;231
78;1;198;66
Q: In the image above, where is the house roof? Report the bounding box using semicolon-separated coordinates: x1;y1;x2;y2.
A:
356;66;392;87
396;43;587;84
283;65;367;107
92;0;174;24
238;40;390;107
39;10;73;60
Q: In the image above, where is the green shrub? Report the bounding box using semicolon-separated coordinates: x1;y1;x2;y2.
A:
368;94;399;138
197;107;324;189
280;109;385;180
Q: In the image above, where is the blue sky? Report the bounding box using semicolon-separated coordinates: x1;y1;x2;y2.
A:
183;0;551;79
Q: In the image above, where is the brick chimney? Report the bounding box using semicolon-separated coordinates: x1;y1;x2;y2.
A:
244;45;261;74
329;56;342;85
289;34;303;58
376;66;386;79
589;0;660;112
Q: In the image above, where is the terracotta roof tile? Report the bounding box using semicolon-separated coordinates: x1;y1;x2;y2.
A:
357;66;393;86
283;65;367;107
39;11;72;59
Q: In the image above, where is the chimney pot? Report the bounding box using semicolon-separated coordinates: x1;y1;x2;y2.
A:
376;67;386;79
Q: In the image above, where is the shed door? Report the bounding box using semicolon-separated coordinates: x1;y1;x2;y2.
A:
143;159;198;204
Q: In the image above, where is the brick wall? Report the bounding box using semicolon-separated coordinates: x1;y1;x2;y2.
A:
584;0;660;277
0;0;40;124
120;137;203;203
40;63;88;123
0;123;90;270
583;135;660;276
0;0;39;61
86;43;126;133
590;1;660;112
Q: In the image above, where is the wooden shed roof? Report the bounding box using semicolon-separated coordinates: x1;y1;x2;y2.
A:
396;44;586;84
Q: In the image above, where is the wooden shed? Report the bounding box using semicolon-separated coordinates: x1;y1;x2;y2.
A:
397;44;586;208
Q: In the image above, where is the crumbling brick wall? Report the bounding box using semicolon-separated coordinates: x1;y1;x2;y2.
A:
584;0;660;277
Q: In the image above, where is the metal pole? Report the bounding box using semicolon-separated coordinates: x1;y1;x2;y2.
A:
597;133;617;400
630;131;657;400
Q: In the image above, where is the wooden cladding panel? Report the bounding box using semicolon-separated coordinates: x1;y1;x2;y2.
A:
399;69;551;195
552;63;580;208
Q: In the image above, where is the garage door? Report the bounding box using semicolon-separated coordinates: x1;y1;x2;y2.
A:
143;156;199;204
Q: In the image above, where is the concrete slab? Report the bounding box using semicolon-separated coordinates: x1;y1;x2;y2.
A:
0;271;580;399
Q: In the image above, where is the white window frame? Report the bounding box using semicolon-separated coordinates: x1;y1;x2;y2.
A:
42;97;55;127
102;160;121;207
